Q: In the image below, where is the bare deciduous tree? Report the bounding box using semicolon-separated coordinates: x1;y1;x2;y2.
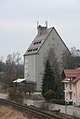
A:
1;52;24;90
62;49;80;69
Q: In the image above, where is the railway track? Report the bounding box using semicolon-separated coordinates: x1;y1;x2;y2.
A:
0;98;65;119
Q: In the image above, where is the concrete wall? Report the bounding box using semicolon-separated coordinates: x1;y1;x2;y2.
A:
24;55;37;82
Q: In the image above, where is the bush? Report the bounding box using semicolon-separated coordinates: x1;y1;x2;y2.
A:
8;88;16;100
15;93;23;103
8;87;23;103
44;89;54;101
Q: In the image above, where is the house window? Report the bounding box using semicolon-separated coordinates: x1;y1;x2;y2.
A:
70;92;72;100
69;83;72;90
69;79;72;90
33;48;38;51
28;48;38;52
34;41;41;45
27;49;32;52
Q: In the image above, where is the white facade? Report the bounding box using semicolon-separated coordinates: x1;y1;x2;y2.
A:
64;79;80;106
24;25;69;91
62;68;80;106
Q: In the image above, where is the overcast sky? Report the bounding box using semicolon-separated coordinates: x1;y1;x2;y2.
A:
0;0;80;60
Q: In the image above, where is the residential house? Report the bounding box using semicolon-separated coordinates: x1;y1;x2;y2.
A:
62;68;80;106
24;24;69;91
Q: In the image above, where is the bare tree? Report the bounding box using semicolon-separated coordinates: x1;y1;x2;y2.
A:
1;52;23;90
62;49;80;69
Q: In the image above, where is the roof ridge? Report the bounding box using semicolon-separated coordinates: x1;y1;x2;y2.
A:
24;27;53;56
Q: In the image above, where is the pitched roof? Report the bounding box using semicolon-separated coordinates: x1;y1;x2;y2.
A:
24;25;70;56
72;73;80;83
13;78;25;83
24;26;53;56
72;77;80;83
63;68;80;83
64;68;80;77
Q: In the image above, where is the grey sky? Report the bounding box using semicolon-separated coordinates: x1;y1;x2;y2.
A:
0;0;80;60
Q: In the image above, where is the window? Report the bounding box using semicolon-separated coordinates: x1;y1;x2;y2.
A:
34;41;41;45
28;49;32;52
70;92;72;99
33;48;38;51
27;48;38;52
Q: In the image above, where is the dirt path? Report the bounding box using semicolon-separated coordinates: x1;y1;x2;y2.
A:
0;105;36;119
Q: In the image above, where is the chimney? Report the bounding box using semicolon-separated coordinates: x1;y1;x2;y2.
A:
37;22;48;35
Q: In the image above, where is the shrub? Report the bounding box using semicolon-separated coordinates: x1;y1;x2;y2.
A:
8;88;16;100
15;93;23;103
8;87;23;103
44;89;54;101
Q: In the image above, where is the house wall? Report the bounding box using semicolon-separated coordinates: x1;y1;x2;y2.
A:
64;83;69;101
72;83;77;105
64;83;72;102
64;77;73;103
71;82;80;106
64;78;80;106
24;55;37;82
76;80;80;106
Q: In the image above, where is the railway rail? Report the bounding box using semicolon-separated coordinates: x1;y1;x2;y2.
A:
0;99;67;119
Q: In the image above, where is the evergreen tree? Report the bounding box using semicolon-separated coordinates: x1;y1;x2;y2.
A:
47;48;63;99
42;60;55;97
43;48;64;99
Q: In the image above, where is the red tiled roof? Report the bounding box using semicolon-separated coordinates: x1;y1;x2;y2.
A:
64;68;80;77
72;77;80;83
